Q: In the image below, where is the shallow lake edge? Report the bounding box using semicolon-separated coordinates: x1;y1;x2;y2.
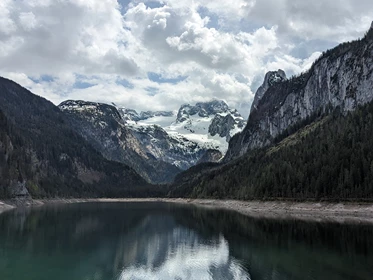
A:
1;198;373;224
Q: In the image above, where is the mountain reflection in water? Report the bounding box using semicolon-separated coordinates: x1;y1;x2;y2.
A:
0;202;372;280
119;235;248;280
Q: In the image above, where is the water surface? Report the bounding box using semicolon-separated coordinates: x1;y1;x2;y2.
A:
0;202;372;280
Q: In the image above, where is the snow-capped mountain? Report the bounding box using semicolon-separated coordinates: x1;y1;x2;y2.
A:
58;99;245;183
59;100;213;183
120;100;246;153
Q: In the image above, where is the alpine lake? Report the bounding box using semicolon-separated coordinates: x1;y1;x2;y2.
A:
0;202;372;280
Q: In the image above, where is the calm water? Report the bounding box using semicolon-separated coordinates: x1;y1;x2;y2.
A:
0;202;372;280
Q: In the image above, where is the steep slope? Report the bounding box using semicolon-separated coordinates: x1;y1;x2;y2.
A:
225;24;373;161
250;69;287;113
196;149;223;165
170;100;373;200
59;100;182;184
0;77;151;199
128;124;208;170
170;24;373;200
64;99;243;184
59;100;211;183
0;109;31;199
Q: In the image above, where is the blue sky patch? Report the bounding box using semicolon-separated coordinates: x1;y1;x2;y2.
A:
29;74;54;83
148;72;187;84
118;0;164;10
74;81;96;89
145;86;159;96
117;78;134;89
197;7;220;29
144;1;165;9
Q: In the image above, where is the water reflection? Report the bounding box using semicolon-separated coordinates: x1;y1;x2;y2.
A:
119;235;249;280
0;202;372;280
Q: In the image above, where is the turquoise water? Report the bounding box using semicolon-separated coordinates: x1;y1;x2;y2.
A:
0;202;372;280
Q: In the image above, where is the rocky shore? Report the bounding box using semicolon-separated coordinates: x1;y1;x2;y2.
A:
1;198;373;224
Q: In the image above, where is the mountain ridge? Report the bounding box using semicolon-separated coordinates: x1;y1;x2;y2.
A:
0;77;153;199
225;25;373;161
169;22;373;201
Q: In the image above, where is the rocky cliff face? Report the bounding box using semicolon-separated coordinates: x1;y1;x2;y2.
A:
225;25;373;161
176;100;229;121
250;69;287;113
196;149;223;165
128;125;207;170
173;100;246;151
59;100;210;183
208;112;243;142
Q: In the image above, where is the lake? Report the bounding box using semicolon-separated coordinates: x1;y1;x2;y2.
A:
0;202;372;280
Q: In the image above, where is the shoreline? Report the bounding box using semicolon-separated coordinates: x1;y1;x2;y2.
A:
0;201;15;214
1;198;373;224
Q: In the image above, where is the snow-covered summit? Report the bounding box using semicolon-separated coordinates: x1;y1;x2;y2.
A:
176;100;229;122
58;100;213;183
121;100;246;153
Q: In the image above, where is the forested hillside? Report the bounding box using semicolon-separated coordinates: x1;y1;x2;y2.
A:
0;77;163;199
170;101;373;201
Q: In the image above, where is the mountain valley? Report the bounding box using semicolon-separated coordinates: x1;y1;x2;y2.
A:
1;23;373;201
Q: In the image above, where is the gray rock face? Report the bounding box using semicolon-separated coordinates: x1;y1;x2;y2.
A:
196;149;223;165
120;108;141;122
174;100;246;148
250;69;287;113
209;114;238;141
226;29;373;161
60;100;171;183
176;100;230;123
128;124;207;170
59;100;209;183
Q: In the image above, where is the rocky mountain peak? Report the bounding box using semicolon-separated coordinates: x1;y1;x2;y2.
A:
119;108;141;122
176;100;229;123
59;99;217;183
59;100;124;127
266;69;286;86
250;69;287;113
172;100;246;151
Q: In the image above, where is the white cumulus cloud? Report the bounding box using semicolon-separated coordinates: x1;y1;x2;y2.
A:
0;0;372;117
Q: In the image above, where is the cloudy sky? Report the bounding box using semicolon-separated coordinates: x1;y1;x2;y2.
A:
1;0;372;116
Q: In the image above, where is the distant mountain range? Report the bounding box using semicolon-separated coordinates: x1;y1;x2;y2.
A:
0;73;246;199
59;99;245;183
119;100;246;153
